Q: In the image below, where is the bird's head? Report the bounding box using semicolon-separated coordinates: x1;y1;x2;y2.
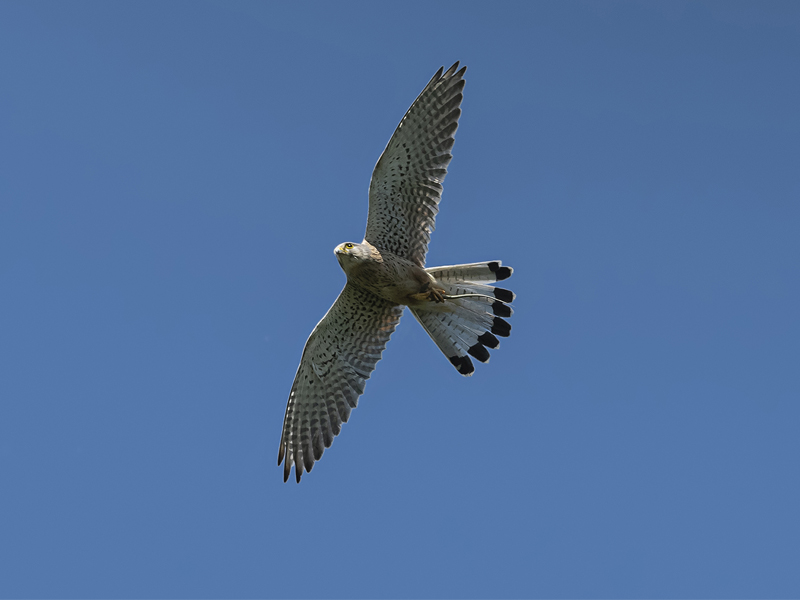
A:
334;241;370;275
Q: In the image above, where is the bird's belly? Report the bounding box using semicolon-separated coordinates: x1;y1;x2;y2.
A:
349;260;430;306
355;276;422;306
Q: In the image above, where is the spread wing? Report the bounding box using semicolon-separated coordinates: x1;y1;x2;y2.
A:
365;62;466;267
278;283;404;482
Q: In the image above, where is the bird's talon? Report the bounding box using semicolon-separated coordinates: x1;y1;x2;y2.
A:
430;289;445;303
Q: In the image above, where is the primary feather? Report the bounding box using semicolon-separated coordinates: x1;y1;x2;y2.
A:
365;63;467;266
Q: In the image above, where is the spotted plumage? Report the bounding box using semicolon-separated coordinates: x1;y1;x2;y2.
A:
278;63;515;482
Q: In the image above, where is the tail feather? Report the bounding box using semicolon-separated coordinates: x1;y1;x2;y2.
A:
441;281;515;317
444;281;515;303
411;309;479;375
426;261;513;284
411;261;514;376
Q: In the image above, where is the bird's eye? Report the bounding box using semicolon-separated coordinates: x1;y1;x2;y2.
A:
345;243;353;249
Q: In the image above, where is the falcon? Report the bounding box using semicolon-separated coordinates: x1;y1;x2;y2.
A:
278;62;515;482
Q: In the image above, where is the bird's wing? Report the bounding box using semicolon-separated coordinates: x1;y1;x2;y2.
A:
365;62;466;267
278;282;404;482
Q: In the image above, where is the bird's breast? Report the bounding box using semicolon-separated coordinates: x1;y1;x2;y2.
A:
347;252;428;306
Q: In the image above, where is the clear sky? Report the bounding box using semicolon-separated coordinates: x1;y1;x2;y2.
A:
1;1;799;598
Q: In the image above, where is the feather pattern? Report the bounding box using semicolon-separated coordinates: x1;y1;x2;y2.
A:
410;262;514;376
279;66;517;482
426;261;513;284
278;283;404;482
365;62;467;267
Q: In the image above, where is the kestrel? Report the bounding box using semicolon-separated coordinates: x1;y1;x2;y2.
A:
278;63;514;482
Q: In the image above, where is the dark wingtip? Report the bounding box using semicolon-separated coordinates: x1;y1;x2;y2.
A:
488;262;513;281
281;445;291;482
449;354;475;376
295;465;302;484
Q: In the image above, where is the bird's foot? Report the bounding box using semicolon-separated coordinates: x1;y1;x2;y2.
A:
428;288;445;303
409;282;446;304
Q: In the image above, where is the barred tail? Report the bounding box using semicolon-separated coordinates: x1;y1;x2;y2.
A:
410;261;514;376
425;260;512;284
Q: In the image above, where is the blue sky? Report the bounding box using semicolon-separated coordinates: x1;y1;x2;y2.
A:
1;1;799;597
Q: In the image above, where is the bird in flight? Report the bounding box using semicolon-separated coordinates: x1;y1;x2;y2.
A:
278;62;514;482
